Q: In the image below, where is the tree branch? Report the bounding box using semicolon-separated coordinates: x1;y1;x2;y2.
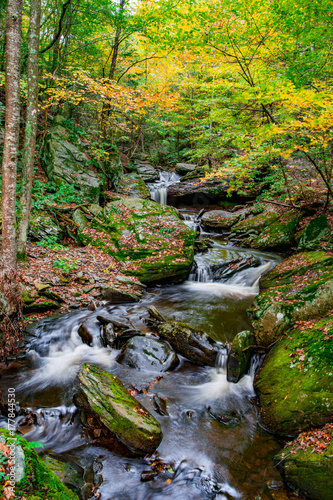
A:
40;0;71;54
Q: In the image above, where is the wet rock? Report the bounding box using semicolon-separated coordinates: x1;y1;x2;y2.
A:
175;163;197;175
254;315;333;436
232;210;280;237
21;287;61;313
249;251;333;347
141;470;158;482
42;453;84;497
75;363;163;455
201;210;242;231
274;429;333;500
79;198;196;284
253;210;302;251
227;330;254;383
154;316;218;366
96;313;129;330
208;409;242;427
211;256;261;281
297;214;331;251
152;395;169;416
99;285;142;303
41;118;103;202
78;318;101;346
117;173;151;199
117;336;179;372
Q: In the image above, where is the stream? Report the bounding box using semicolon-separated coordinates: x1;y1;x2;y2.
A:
0;211;298;500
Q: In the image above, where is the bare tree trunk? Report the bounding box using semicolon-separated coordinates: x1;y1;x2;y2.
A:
17;0;41;261
1;0;22;272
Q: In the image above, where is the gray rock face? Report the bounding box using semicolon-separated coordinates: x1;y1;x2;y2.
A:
41;123;103;202
175;163;197;175
29;212;63;242
135;164;159;182
201;210;241;231
117;173;151;199
227;330;254;383
117;336;179;372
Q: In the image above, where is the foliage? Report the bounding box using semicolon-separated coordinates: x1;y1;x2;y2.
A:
36;235;68;251
52;257;80;274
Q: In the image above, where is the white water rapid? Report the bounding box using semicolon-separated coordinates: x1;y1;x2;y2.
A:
148;171;180;204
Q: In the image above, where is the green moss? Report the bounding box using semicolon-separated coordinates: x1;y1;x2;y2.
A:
0;429;78;500
253;210;301;251
232;211;280;235
254;316;333;436
275;435;333;499
297;214;331;251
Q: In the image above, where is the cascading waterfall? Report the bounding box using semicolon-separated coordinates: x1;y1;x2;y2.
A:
147;171;180;204
182;213;200;232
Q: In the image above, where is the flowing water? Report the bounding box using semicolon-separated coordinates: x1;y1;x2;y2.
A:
0;217;298;499
147;172;181;205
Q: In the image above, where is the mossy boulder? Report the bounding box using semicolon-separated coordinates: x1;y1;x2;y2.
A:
75;363;163;455
29;212;63;242
254;316;333;436
117;173;151;199
227;330;254;383
0;428;79;500
232;210;280;236
249;251;333;346
297;214;331;251
117;335;179;372
78;197;196;284
253;210;302;251
42;454;84;498
21;286;61;313
201;210;241;231
274;425;333;499
41;122;103;203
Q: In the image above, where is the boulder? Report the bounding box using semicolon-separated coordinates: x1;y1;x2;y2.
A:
117;173;151;199
201;210;241;231
211;256;262;281
155;318;218;366
29;212;63;242
79;197;196;284
135;164;159;182
227;330;254;383
78;318;101;346
99;285;142;302
254;315;333;436
75;363;163;455
42;454;84;498
249;251;333;346
72;208;88;230
21;286;61;314
274;425;333;500
41;120;103;203
117;336;179;372
232;211;280;237
297;214;331;251
253;210;302;251
104;150;123;187
175;163;197;175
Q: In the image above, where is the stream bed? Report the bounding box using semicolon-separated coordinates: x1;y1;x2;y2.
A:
0;221;299;500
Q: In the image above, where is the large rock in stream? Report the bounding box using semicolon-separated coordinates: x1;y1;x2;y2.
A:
201;210;242;231
249;251;333;347
117;336;179;372
149;308;218;366
254;315;333;436
274;424;333;500
75;363;162;455
78;197;196;284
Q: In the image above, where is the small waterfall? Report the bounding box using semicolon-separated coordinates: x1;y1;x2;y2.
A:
183;213;200;232
189;256;213;283
147;171;180;205
215;347;228;372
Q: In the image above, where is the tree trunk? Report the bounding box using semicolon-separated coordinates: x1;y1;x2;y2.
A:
17;0;41;261
1;0;22;272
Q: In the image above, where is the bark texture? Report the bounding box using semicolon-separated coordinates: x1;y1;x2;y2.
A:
17;0;41;261
1;0;23;271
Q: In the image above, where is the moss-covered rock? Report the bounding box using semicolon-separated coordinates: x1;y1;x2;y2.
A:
41;121;103;203
75;363;163;455
297;214;331;251
201;210;241;231
21;286;61;313
117;173;151;199
274;425;333;499
0;428;79;500
227;330;254;383
79;197;196;284
254;316;333;436
42;454;84;497
253;210;302;251
249;251;333;346
232;210;280;236
29;212;63;242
